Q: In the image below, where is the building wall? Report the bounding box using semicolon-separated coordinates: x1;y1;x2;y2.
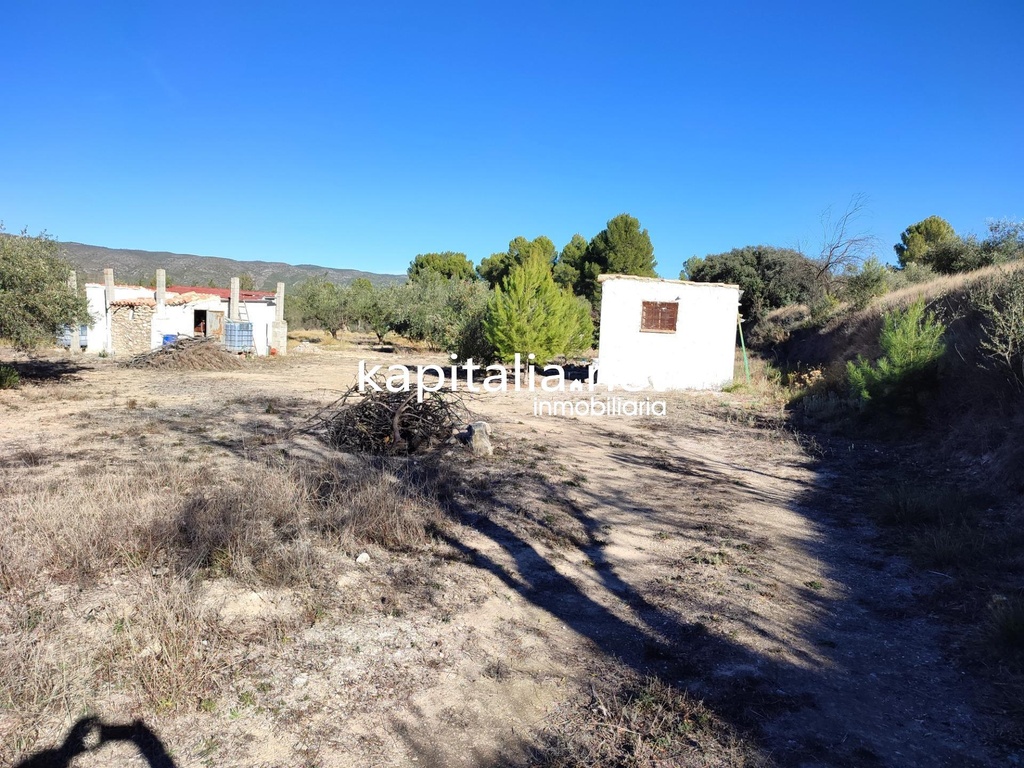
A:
245;300;277;356
151;298;224;347
84;284;107;353
110;305;156;356
597;276;740;391
81;284;279;356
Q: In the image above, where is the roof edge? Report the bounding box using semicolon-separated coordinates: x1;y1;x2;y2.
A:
597;274;741;290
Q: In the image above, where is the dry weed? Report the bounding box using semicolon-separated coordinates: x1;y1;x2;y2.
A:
532;670;769;767
97;581;227;712
306;458;449;551
0;599;91;719
0;462;210;589
154;462;319;587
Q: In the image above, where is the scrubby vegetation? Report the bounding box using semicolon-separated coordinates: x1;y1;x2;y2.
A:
5;205;1024;763
729;248;1024;748
0;363;19;389
845;298;946;411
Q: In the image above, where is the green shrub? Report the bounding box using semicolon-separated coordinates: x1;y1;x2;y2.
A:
912;525;988;570
844;257;889;309
809;293;839;325
452;303;494;363
0;364;19;390
847;298;946;408
683;245;817;324
973;269;1024;391
885;261;938;292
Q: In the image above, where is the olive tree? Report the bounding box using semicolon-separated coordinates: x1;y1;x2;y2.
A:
0;226;90;348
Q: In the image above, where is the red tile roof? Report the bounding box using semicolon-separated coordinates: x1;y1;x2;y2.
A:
167;286;276;301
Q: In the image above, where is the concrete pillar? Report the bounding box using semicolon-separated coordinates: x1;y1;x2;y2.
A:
271;281;288;356
68;271;81;354
155;269;166;312
229;277;240;321
104;268;115;355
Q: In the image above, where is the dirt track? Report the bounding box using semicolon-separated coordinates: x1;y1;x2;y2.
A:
0;341;1003;766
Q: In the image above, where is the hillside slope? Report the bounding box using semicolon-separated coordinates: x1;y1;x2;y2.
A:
58;241;407;289
758;261;1024;492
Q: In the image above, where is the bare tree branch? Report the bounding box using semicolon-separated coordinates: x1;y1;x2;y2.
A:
814;193;878;286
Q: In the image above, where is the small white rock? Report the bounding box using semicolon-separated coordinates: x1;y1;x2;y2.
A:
356;552;370;565
293;674;308;688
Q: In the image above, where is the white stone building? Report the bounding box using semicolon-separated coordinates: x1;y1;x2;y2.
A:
596;274;741;391
77;269;287;357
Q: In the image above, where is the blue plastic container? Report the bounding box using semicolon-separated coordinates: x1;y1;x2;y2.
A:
162;334;178;346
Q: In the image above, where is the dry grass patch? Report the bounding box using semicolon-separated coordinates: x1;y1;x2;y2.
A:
532;670;770;767
876;260;1024;314
97;581;228;713
0;598;91;719
156;462;318;587
306;458;450;551
0;461;213;590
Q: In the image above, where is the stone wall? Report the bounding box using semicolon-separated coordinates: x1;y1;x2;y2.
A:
271;320;288;356
111;305;155;356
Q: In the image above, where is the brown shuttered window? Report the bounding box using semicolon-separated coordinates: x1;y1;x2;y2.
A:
640;301;679;333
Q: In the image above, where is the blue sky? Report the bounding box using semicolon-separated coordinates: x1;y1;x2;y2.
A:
2;1;1022;276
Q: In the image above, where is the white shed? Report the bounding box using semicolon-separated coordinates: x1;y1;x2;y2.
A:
596;274;741;391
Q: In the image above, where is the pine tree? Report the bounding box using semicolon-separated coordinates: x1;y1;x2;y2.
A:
483;254;581;363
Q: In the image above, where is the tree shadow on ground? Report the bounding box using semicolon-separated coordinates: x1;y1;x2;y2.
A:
5;356;92;383
395;416;999;767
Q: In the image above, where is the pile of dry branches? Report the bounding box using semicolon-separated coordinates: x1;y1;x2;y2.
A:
314;376;466;455
121;337;244;371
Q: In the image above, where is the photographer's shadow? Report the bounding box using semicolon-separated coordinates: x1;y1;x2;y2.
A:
15;718;177;768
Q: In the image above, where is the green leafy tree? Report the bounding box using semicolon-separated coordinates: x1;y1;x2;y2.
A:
393;274;491;351
407;251;477;282
453;307;493;362
553;233;589;290
483;255;581;363
984;219;1024;262
478;235;557;289
576;214;656;304
684;245;817;322
349;278;398;343
894;216;958;268
293;276;347;337
0;226;90;348
563;294;595;357
911;219;1024;274
238;273;256;291
847;298;946;408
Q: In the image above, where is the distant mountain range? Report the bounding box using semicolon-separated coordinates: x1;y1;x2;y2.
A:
58;241;407;289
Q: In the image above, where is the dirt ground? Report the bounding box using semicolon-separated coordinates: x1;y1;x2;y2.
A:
0;337;1010;767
